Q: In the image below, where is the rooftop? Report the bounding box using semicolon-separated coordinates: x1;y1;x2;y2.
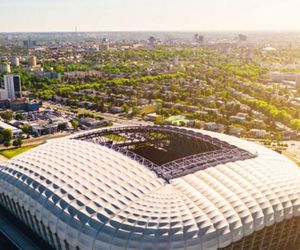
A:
0;120;22;133
1;126;299;250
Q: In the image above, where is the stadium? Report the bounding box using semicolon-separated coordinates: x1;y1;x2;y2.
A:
0;125;300;250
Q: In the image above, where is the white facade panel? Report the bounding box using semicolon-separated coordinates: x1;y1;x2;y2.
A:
0;127;299;249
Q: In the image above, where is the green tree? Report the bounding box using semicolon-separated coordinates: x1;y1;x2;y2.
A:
122;103;130;114
2;129;13;142
131;106;140;117
155;116;165;125
0;111;13;122
13;138;22;147
290;119;300;131
15;113;25;120
21;124;31;134
71;119;80;130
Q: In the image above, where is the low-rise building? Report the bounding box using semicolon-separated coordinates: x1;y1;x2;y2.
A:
204;122;225;133
31;123;58;136
10;101;39;112
228;126;245;137
110;106;124;114
78;118;106;129
0;120;23;138
145;113;159;122
249;129;270;138
229;115;246;124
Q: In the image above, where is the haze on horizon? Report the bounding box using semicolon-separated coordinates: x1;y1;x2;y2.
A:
0;0;299;32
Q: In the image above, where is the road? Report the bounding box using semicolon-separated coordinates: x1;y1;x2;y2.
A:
282;140;300;166
43;101;154;126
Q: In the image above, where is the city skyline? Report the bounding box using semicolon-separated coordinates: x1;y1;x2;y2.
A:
1;0;300;32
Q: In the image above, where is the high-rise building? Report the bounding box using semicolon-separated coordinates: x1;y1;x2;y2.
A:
0;89;8;100
0;63;11;73
10;57;20;67
296;74;300;94
194;34;204;43
28;56;37;67
3;75;22;100
238;34;247;42
173;56;179;66
198;35;204;43
194;33;199;41
23;40;37;48
148;36;156;44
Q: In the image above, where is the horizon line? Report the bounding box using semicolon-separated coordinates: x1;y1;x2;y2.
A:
2;29;300;34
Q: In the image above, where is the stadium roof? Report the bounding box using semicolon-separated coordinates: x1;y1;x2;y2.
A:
0;126;300;249
74;126;256;181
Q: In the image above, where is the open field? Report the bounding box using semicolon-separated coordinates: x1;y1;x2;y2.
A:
0;145;38;159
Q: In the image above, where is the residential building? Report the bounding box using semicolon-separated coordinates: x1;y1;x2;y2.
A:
110;106;124;114
0;63;11;73
249;129;270;138
3;75;22;100
10;57;20;67
297;74;300;93
28;56;37;67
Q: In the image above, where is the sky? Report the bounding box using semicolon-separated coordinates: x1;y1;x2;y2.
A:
0;0;300;32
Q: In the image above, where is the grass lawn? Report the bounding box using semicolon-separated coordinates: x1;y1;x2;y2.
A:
166;115;189;125
139;105;157;114
0;145;38;159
